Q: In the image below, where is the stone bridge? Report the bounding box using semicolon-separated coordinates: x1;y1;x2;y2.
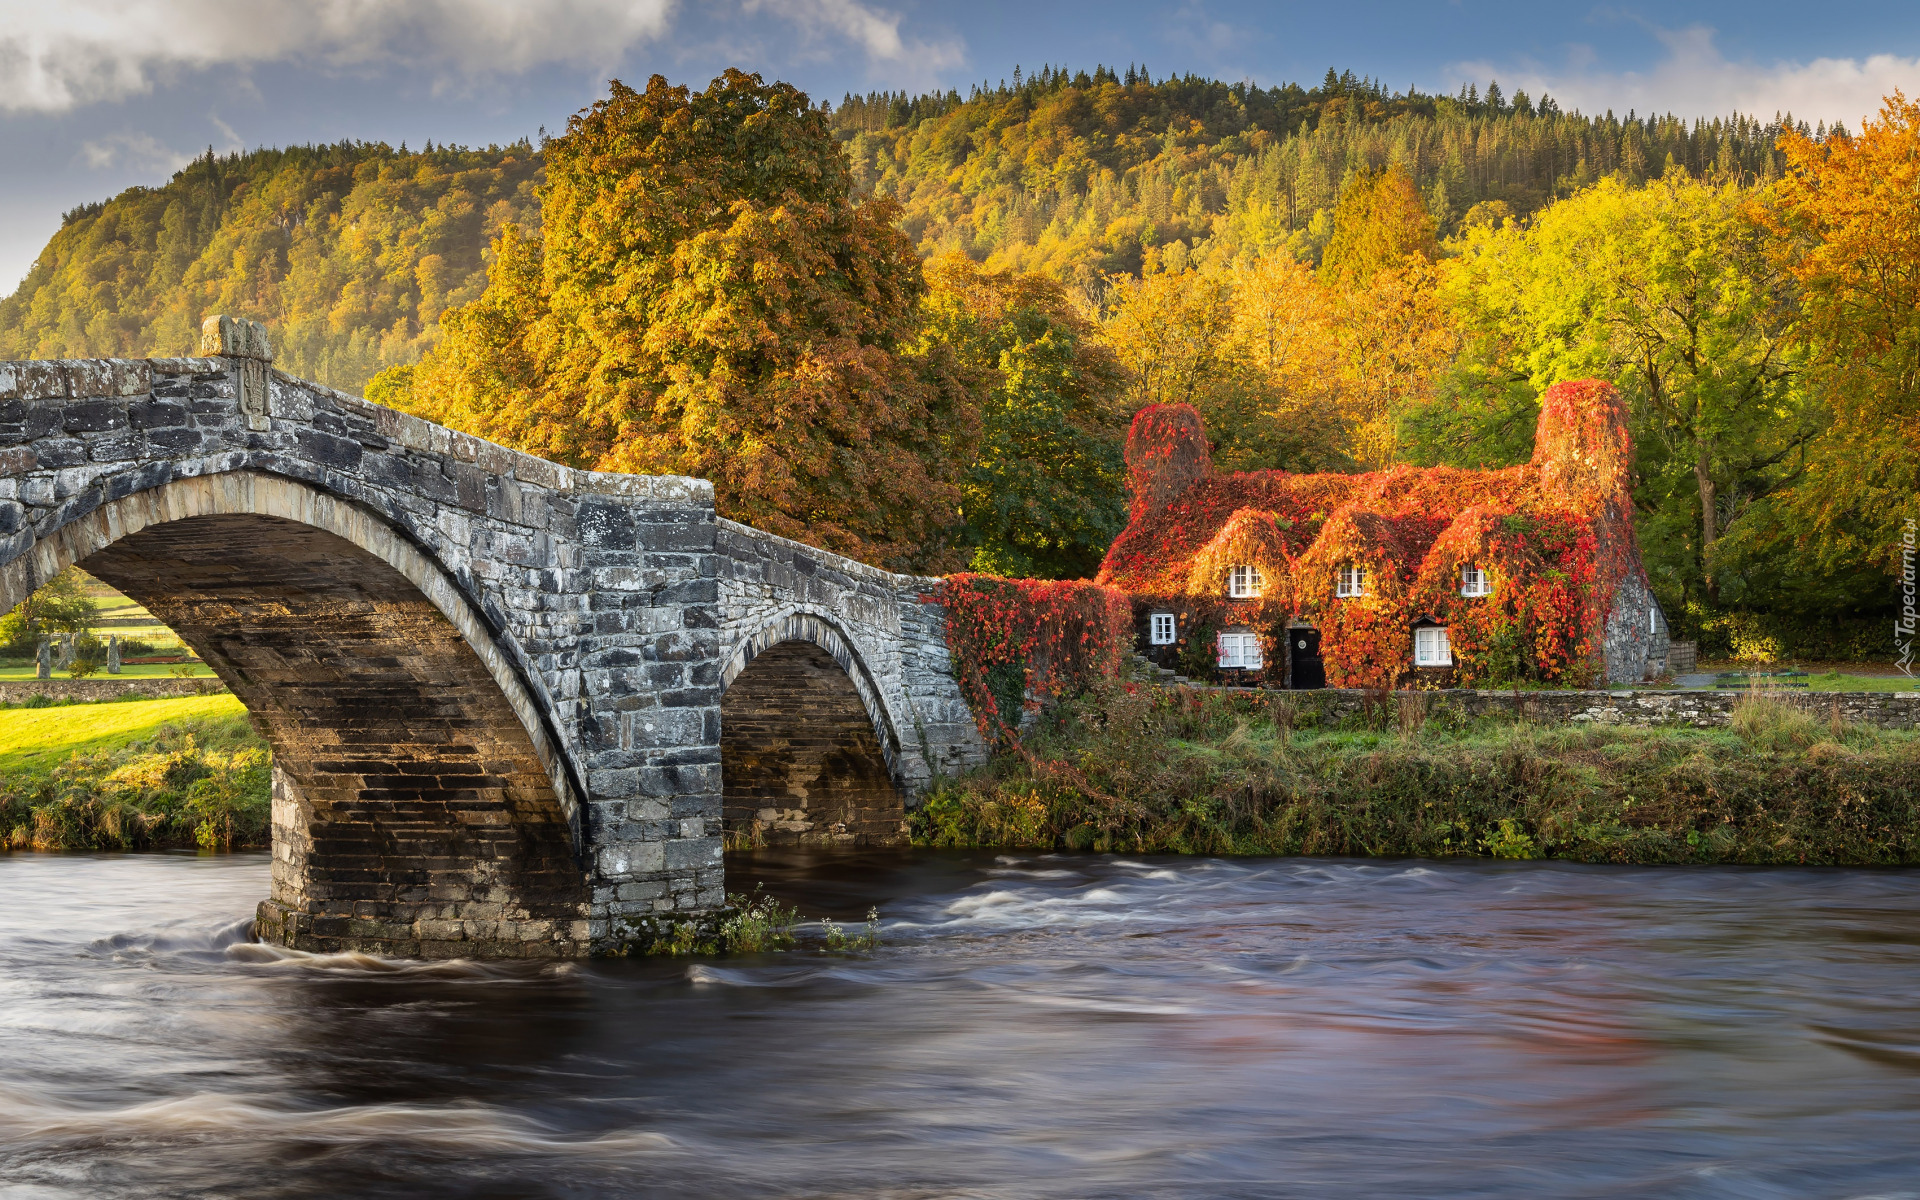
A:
0;320;986;958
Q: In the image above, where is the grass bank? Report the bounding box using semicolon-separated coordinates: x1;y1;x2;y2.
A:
0;694;269;850
913;682;1920;866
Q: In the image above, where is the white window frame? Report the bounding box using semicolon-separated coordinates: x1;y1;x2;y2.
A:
1336;563;1367;598
1227;564;1265;599
1216;628;1264;669
1149;612;1176;645
1413;625;1452;667
1460;564;1492;597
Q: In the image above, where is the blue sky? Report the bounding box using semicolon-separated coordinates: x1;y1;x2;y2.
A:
2;0;1917;290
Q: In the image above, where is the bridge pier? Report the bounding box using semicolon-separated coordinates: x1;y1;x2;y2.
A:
0;326;987;957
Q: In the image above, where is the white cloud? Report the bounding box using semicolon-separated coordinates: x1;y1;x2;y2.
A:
77;130;192;172
740;0;963;73
0;0;679;113
1451;25;1920;127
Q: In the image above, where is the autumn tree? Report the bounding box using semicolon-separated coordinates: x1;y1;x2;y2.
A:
1100;241;1450;474
1322;165;1438;279
920;256;1128;578
1101;253;1352;472
1225;252;1352;470
1437;172;1819;616
1759;93;1920;574
372;72;975;571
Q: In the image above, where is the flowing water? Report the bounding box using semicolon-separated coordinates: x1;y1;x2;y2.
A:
3;850;1920;1198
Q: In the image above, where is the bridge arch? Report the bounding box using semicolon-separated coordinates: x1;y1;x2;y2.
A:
718;609;909;847
5;470;591;958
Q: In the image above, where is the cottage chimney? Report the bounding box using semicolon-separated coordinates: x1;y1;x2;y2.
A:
1531;379;1633;509
1125;404;1212;520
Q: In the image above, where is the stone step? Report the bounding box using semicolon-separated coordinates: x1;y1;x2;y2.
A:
1130;653;1193;689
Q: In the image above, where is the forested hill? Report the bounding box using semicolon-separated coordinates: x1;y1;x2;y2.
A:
1;67;1809;393
833;66;1810;280
0;141;540;390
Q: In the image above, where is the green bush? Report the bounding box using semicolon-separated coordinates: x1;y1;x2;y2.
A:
1693;610;1889;663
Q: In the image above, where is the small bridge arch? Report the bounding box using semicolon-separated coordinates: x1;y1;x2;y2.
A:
719;608;911;847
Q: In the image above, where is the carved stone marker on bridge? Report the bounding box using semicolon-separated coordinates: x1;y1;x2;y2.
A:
0;317;986;957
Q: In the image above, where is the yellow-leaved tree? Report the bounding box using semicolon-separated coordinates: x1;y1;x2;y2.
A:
1097;165;1455;475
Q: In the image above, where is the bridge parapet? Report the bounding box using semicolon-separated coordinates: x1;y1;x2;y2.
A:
0;342;980;955
715;518;988;799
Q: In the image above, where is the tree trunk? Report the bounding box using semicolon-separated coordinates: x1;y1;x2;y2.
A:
1695;445;1717;599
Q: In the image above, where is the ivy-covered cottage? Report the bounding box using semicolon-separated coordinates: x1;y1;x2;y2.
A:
1096;380;1671;689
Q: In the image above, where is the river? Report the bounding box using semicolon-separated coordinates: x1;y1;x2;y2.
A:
2;850;1919;1197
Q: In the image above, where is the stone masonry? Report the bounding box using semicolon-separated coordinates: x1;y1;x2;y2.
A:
1243;685;1920;730
0;320;986;958
0;677;227;704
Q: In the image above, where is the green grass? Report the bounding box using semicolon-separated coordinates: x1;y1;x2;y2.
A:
0;694;267;850
0;694;251;777
1799;672;1919;692
91;595;147;616
916;681;1920;866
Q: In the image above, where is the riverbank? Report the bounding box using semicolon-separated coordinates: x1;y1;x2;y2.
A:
913;682;1920;865
0;694;268;851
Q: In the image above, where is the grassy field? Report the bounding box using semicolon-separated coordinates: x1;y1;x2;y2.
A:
0;694;268;850
1790;671;1917;692
1;570;193;677
0;694;252;775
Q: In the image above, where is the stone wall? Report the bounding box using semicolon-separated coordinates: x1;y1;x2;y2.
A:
1260;686;1920;730
0;677;227;704
1601;572;1663;684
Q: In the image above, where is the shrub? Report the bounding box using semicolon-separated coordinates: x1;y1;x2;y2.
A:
1693;610;1889;663
0;733;270;851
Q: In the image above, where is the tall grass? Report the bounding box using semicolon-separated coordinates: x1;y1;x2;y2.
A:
914;680;1920;866
1729;684;1822;750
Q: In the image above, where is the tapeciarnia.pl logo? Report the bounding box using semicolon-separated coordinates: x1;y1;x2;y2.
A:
1899;517;1916;678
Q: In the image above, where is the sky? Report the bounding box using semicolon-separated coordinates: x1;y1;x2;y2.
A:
2;0;1917;291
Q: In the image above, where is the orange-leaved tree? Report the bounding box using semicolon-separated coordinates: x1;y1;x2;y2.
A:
1759;92;1920;572
1322;165;1438;280
370;71;976;572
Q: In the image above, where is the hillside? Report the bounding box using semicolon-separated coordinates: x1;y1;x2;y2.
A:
0;68;1806;394
0;140;540;391
831;66;1804;282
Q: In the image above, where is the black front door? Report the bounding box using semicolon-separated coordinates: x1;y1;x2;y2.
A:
1289;628;1325;689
